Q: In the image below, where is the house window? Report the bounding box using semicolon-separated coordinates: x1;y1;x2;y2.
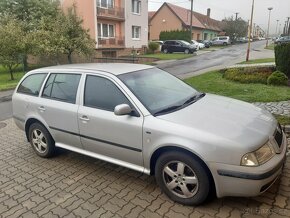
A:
98;23;115;38
98;0;114;8
132;26;141;39
132;0;141;14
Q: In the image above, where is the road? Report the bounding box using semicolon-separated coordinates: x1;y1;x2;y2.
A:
157;40;268;78
0;41;271;121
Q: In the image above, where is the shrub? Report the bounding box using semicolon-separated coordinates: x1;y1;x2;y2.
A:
275;43;290;77
159;30;191;42
223;68;272;84
267;71;288;86
148;42;159;54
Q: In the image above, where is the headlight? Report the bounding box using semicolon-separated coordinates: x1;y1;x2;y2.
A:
241;142;275;166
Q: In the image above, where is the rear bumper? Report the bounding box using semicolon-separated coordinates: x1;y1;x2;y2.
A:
209;132;287;198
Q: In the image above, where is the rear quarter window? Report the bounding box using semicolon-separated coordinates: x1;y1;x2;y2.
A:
17;73;47;96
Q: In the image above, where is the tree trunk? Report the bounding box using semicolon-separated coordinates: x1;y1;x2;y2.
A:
22;54;28;73
8;65;14;80
68;52;73;64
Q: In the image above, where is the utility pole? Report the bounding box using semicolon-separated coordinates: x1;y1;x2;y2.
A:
246;0;255;62
234;12;239;42
287;17;290;35
266;7;273;47
190;0;193;40
276;20;279;35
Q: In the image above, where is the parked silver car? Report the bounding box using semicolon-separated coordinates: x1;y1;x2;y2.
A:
12;64;287;205
211;36;231;46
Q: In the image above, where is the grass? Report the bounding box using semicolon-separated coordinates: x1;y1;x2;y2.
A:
238;58;275;64
274;115;290;126
141;53;193;60
184;71;290;103
0;66;25;91
265;43;275;50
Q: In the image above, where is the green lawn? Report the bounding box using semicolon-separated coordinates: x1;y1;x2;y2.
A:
141;53;193;60
184;71;290;103
0;66;25;91
274;115;290;126
238;58;275;64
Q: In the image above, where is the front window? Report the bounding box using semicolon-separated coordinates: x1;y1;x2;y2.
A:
118;68;201;115
132;0;141;14
98;0;114;8
98;23;115;38
132;26;141;39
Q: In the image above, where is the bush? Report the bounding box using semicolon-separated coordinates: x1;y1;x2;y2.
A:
275;43;290;77
267;71;288;86
148;42;159;54
223;68;272;84
159;30;191;42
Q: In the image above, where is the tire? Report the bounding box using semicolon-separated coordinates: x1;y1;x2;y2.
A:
223;42;227;46
155;151;211;205
184;49;190;54
163;48;168;54
29;123;55;158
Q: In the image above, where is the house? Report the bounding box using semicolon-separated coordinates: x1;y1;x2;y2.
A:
61;0;148;57
149;3;223;41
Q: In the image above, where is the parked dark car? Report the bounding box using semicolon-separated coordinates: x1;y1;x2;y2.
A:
197;40;211;48
275;36;290;45
161;40;196;54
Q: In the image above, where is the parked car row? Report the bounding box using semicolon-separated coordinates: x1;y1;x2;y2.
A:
150;36;233;54
274;36;290;45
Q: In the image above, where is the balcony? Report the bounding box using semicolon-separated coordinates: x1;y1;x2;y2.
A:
97;6;125;21
98;37;125;48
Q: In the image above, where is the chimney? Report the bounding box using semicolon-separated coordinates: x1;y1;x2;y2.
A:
207;8;211;17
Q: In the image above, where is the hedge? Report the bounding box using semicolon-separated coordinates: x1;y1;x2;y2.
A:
275;43;290;77
159;30;191;42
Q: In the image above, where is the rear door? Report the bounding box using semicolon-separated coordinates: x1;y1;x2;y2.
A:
78;74;144;168
37;72;83;149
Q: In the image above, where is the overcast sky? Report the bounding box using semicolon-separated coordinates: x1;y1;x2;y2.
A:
148;0;290;34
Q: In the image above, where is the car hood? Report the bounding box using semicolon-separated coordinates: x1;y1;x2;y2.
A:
157;94;277;150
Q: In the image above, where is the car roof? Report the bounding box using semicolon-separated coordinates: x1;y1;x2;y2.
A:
30;63;154;76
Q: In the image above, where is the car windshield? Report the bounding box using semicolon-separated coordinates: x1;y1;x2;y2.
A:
180;40;191;45
118;68;202;116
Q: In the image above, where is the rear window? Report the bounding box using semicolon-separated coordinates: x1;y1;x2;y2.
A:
42;73;81;104
17;73;47;96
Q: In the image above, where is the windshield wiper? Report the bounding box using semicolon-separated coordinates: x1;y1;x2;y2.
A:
154;105;182;116
183;92;206;105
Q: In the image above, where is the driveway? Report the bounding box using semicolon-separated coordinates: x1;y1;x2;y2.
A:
0;119;289;218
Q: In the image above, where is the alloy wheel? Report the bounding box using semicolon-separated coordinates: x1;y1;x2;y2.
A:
31;129;48;154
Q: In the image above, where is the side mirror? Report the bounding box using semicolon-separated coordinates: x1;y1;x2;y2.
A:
114;104;132;116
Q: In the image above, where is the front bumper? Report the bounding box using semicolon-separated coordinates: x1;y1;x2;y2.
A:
209;132;288;198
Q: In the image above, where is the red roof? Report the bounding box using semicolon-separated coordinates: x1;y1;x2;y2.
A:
165;3;222;32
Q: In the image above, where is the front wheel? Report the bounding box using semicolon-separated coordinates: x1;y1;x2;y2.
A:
163;48;168;54
184;49;190;54
155;151;211;205
29;123;55;158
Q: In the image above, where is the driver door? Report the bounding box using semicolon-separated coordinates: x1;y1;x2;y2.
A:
77;74;144;168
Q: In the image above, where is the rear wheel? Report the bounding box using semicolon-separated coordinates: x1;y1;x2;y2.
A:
29;123;55;158
223;42;227;46
155;151;211;205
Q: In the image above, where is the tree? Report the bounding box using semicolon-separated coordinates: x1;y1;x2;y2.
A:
0;17;25;80
221;16;248;41
34;6;95;64
0;0;60;71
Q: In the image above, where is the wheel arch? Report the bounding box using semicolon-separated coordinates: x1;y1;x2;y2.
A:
25;117;52;142
149;145;216;195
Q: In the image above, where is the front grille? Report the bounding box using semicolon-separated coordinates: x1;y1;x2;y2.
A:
274;123;283;148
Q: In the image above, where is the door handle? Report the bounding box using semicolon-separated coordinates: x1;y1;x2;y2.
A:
79;115;90;121
38;106;46;112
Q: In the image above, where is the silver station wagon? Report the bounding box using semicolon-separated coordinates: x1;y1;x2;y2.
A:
12;64;287;205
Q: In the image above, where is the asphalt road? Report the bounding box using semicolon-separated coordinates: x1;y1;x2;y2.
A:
157;40;267;78
0;41;268;121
